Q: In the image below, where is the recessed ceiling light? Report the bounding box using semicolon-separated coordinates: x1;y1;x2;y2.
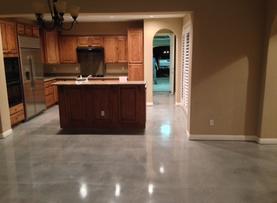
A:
149;15;154;18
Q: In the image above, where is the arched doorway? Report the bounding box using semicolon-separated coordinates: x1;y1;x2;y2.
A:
153;29;175;94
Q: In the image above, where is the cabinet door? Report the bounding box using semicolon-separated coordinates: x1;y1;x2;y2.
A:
128;28;143;63
118;86;146;128
62;87;87;128
128;63;144;81
78;36;89;46
88;87;117;128
43;31;60;64
117;36;128;63
17;23;25;35
89;36;104;47
53;84;58;103
59;36;77;64
5;22;18;54
32;26;40;38
104;36;118;63
0;23;8;53
24;25;33;37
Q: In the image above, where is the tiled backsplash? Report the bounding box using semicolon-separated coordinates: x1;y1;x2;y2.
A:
44;63;128;76
44;64;80;76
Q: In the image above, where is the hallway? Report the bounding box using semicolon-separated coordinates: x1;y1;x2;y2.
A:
0;94;277;202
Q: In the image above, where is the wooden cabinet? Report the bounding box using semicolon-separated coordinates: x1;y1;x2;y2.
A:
17;23;25;35
128;28;144;81
24;25;33;37
128;64;144;81
104;36;128;63
0;23;8;54
10;103;25;126
32;26;40;37
128;28;143;64
117;36;128;63
44;80;58;108
0;21;18;56
104;36;118;63
17;23;40;37
78;36;104;47
42;31;60;64
59;36;77;64
58;84;146;130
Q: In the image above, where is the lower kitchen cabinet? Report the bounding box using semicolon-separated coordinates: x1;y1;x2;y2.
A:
10;103;25;126
128;63;144;81
57;84;146;130
44;80;58;108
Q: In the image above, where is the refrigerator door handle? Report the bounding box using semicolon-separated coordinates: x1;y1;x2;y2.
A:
28;56;35;88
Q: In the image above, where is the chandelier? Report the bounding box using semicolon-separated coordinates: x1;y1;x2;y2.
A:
32;0;80;31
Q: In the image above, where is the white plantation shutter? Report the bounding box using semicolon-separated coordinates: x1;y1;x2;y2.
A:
182;32;191;111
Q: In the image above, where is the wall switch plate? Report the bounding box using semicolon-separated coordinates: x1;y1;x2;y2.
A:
101;110;105;117
209;119;215;126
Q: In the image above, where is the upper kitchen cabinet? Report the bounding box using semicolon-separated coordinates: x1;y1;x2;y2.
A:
17;23;40;38
104;36;118;63
78;36;104;47
42;31;60;64
128;28;143;64
59;36;77;64
117;36;128;63
0;21;18;57
104;36;128;64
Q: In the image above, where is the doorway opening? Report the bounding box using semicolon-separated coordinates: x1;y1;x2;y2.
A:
153;30;175;94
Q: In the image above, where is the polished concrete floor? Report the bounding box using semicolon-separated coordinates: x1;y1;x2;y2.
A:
1;93;277;203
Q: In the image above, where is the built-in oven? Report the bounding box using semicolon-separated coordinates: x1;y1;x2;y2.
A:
4;57;23;107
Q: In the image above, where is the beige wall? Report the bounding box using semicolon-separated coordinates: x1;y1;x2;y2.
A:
0;28;12;137
258;0;277;138
144;18;183;104
0;0;266;137
189;3;264;136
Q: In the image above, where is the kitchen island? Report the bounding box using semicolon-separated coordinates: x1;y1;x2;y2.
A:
55;80;146;130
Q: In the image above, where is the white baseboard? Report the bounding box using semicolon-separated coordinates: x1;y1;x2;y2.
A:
147;102;154;106
189;134;277;145
189;134;257;141
0;129;13;139
257;138;277;145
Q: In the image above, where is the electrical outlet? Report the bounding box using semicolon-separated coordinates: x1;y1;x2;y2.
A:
101;110;105;117
75;66;79;71
209;119;215;126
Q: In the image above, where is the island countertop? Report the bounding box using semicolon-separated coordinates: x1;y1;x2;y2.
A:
54;80;146;86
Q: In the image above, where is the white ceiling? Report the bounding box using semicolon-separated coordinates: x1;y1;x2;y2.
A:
1;12;187;22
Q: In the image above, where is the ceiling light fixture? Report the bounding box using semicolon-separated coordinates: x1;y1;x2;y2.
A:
32;0;80;31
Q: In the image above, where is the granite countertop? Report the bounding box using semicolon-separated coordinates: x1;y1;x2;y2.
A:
54;80;146;86
44;76;77;82
44;76;124;82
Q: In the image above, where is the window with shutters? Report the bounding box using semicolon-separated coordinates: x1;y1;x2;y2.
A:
181;31;191;113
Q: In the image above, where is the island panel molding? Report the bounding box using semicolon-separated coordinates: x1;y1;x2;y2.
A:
56;81;146;130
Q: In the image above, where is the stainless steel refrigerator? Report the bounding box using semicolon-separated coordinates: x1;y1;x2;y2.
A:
18;36;45;120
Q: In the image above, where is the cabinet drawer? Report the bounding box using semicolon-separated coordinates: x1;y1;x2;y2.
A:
10;110;25;126
10;103;24;115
